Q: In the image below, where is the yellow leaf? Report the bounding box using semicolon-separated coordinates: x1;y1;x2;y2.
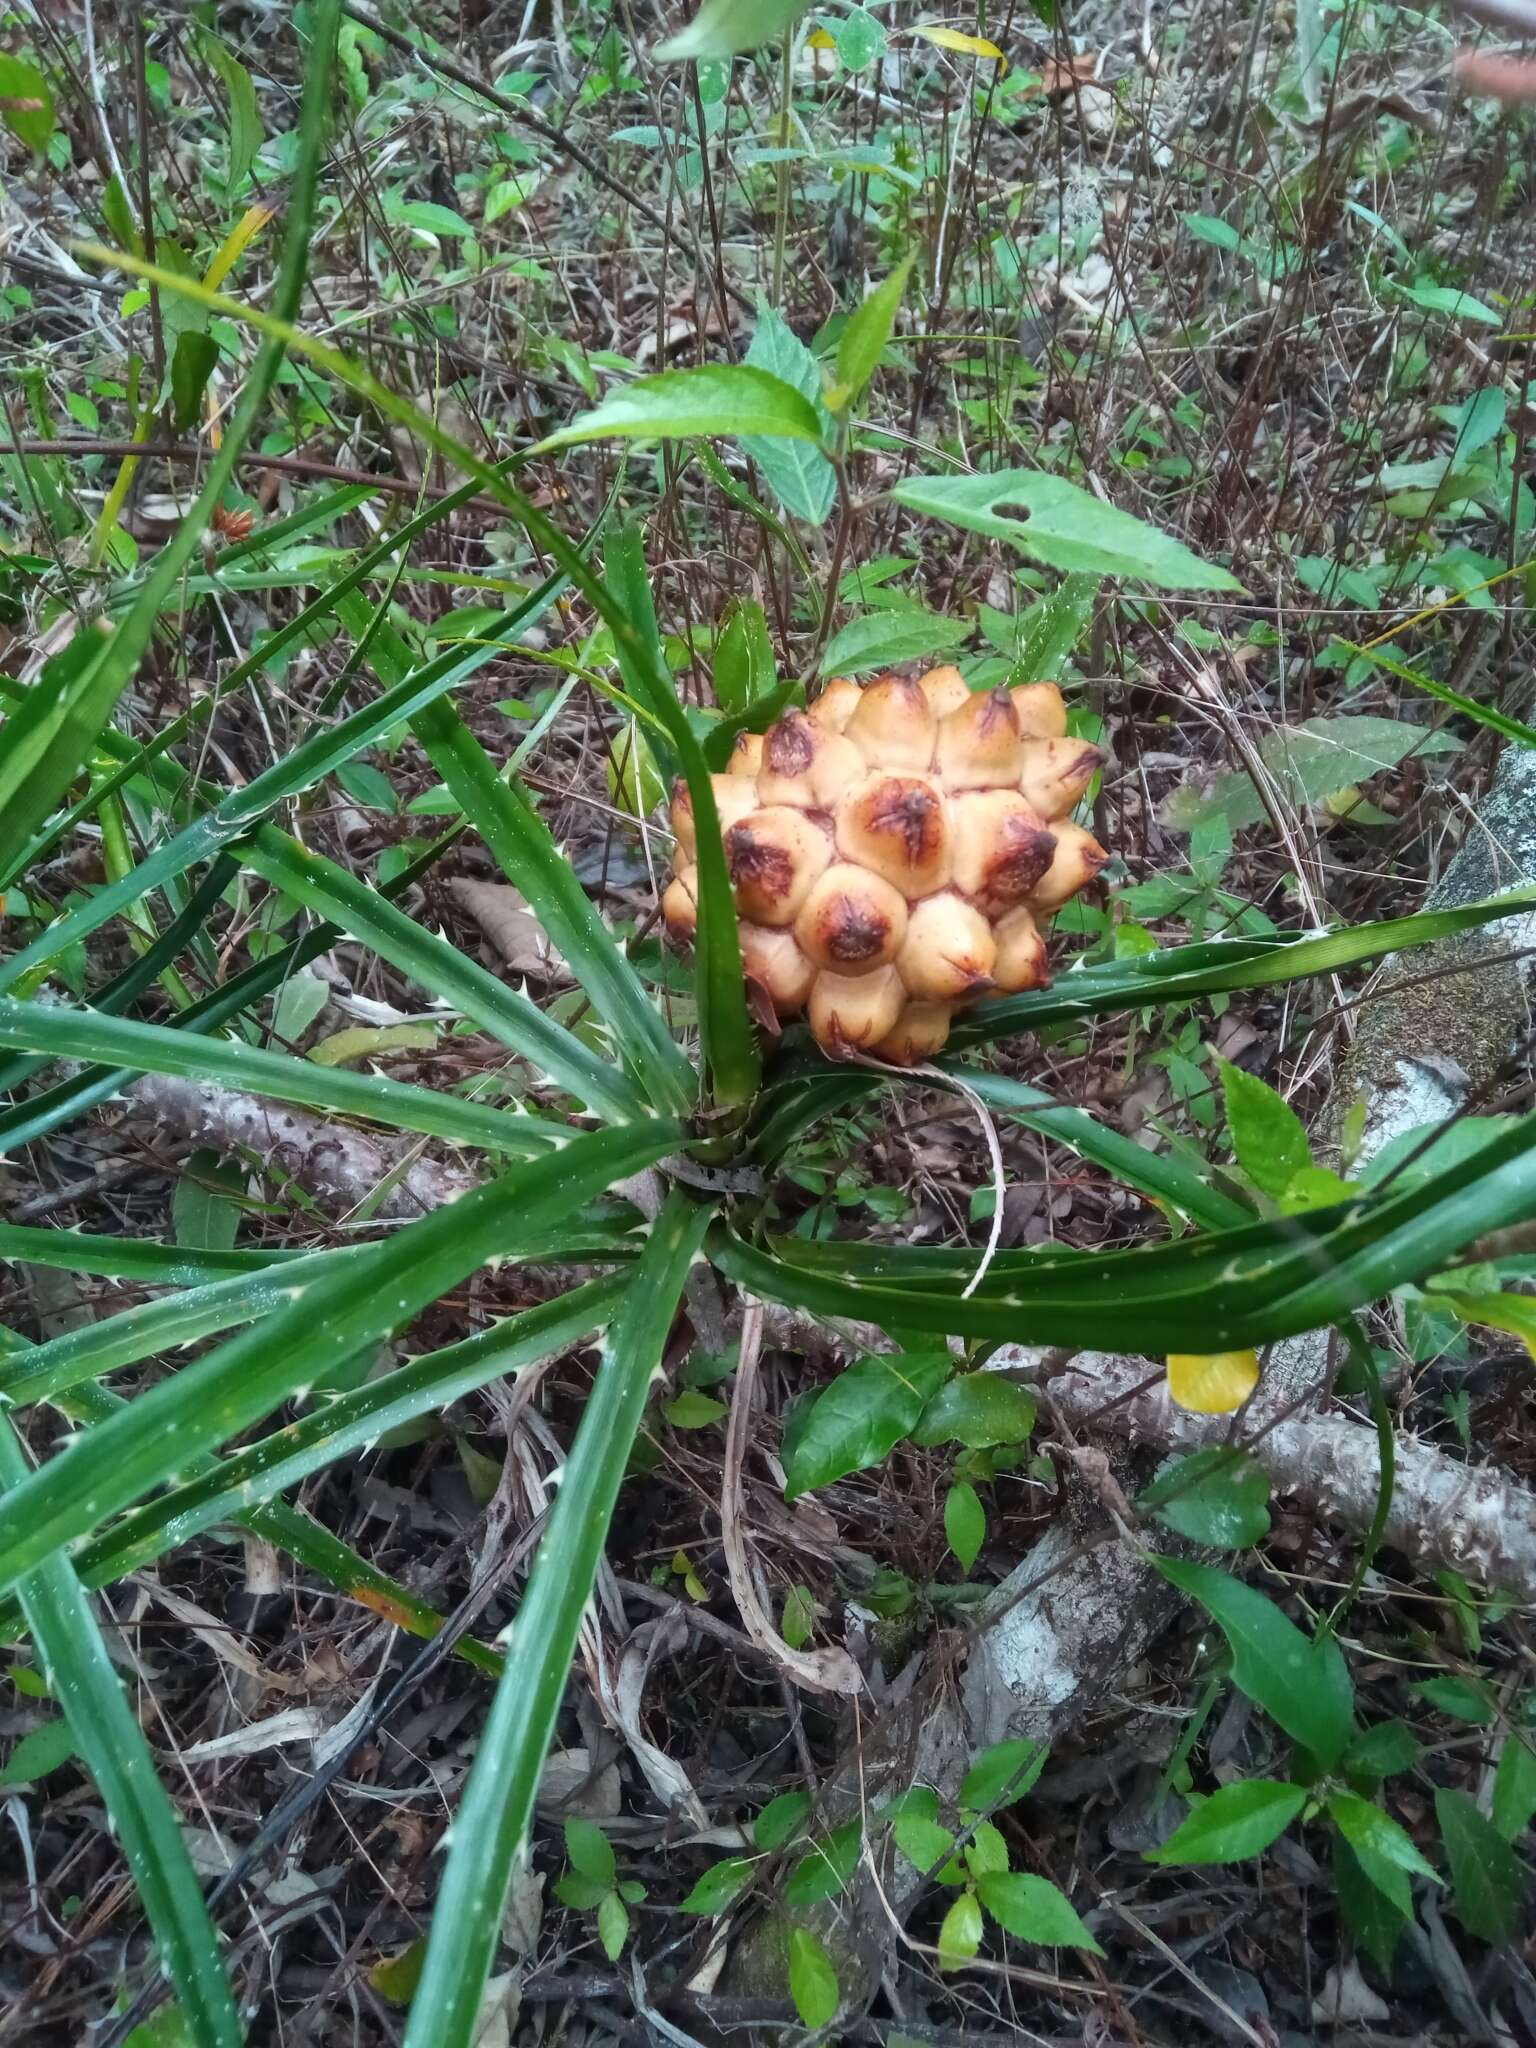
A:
203;203;274;293
1436;1290;1536;1361
1166;1350;1259;1415
806;26;838;48
308;1023;439;1067
911;23;1007;67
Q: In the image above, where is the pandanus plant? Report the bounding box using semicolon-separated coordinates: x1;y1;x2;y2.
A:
3;8;1536;2045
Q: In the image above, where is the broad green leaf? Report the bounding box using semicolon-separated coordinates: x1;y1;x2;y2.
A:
829;255;913;411
937;1890;984;1969
1390;278;1503;326
890;470;1242;591
656;0;811;59
680;1857;756;1913
976;1872;1103;1952
1493;1732;1536;1841
753;1789;811;1851
788;1928;839;2030
1219;1057;1311;1198
819;608;972;676
0;1127;679;1599
1438;1289;1536;1360
785;1820;862;1904
1344;1721;1422;1783
1334;1832;1407;1971
564;1816;616;1888
0;1716;75;1787
913;1372;1036;1449
370;1940;428;2005
836;9;887;71
597;1891;629;1959
945;1482;985;1571
172;1155;243;1254
712;595;779;713
536;366;822;452
401;1194;709;2048
1163;715;1461;833
961;1739;1048;1812
664;1390;727;1429
1165;1349;1260;1415
965;1822;1009;1879
783;1351;952;1498
1151;1558;1355;1766
1414;1676;1496;1724
170;329;219;431
0;54;54;152
742;306;837;524
197;30;264;191
1138;1449;1270;1549
1328;1792;1439;1915
1010;574;1101;683
1147;1780;1306;1865
1435;1788;1522;1942
892;1813;958;1873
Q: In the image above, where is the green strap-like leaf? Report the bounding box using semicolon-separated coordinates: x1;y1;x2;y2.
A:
0;554;571;999
0;1279;627;1644
0;1414;242;2043
0;0;340;882
953;886;1536;1049
0;1120;680;1600
604;522;758;1106
714;1107;1536;1350
407;677;697;1116
0;998;564;1160
401;1191;711;2048
240;826;645;1124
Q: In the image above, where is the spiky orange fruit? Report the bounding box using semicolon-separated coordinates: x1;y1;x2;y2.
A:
664;664;1109;1063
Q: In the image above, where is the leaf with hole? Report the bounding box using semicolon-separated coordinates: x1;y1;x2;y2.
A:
891;470;1242;590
